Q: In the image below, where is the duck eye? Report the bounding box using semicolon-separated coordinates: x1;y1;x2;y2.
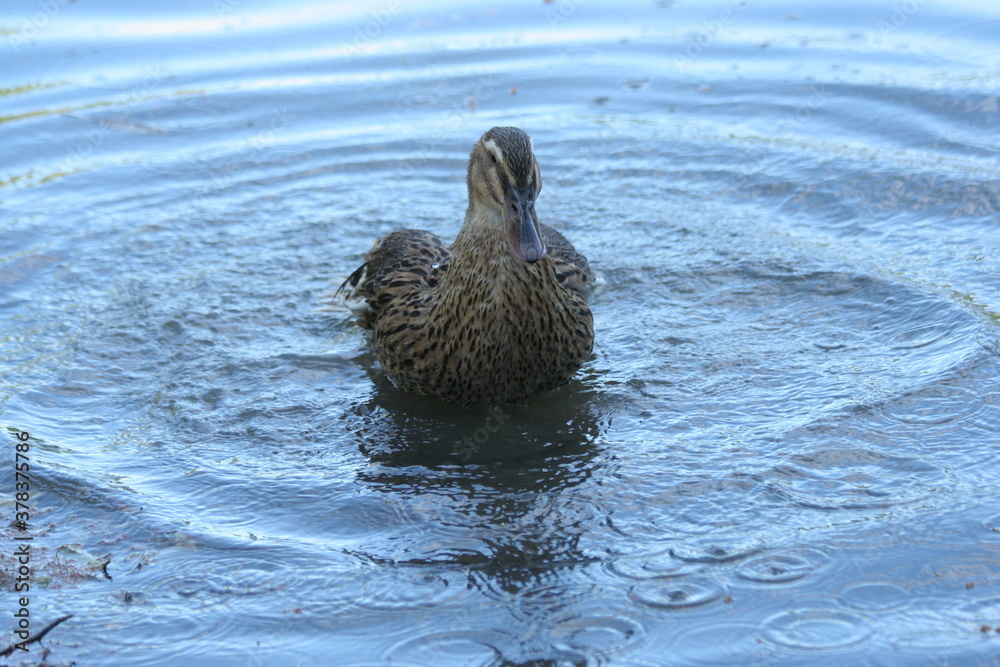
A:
489;153;498;165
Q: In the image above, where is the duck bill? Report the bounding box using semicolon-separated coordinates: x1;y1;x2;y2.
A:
504;186;546;263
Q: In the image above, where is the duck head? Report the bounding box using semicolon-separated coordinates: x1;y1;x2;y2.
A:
467;126;546;263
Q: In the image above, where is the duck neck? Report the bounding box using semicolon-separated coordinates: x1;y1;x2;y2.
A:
451;200;510;269
437;199;521;306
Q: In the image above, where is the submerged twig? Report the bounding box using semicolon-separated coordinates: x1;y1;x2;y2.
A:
0;614;73;658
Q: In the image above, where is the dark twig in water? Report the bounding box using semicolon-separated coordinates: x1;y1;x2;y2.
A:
0;614;73;657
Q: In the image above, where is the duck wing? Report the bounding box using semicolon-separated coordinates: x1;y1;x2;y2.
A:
540;223;597;299
336;229;450;329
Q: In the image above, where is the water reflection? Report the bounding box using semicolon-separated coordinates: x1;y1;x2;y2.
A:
348;371;609;599
346;350;607;467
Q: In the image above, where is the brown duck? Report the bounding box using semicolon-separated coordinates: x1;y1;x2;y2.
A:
337;127;597;406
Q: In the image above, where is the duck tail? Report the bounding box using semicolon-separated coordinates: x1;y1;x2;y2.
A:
334;262;369;299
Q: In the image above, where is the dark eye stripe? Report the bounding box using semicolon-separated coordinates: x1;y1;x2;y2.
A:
497;166;511;194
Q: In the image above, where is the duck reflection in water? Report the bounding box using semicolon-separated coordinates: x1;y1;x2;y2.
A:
348;374;608;597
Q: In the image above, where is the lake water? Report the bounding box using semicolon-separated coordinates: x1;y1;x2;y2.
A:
2;0;999;665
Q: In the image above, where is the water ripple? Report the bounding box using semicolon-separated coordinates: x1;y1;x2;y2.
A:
772;446;950;512
760;608;876;652
736;548;829;584
839;582;911;612
337;567;468;611
668;539;762;565
549;609;645;656
955;596;1000;626
387;629;510;665
665;621;764;666
606;550;705;581
629;576;727;610
880;382;986;426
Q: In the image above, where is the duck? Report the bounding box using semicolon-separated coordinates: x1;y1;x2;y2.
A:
337;126;597;406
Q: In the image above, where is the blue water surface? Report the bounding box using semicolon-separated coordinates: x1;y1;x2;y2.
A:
2;0;999;665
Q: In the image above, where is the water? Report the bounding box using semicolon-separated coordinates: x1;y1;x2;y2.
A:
2;0;999;664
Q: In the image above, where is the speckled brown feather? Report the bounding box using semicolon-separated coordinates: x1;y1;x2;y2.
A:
337;127;596;406
542;225;596;297
336;229;450;330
